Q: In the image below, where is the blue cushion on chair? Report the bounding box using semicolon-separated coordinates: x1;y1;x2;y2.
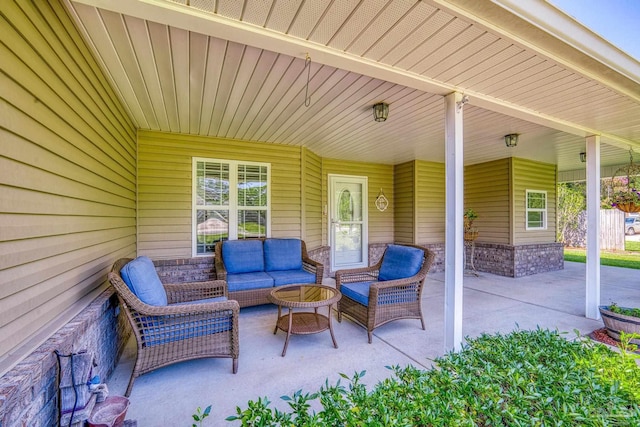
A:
378;245;424;281
341;281;373;306
222;240;265;274
268;269;316;286
264;239;303;271
120;256;167;306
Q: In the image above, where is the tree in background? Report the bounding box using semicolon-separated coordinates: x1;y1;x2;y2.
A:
557;182;586;243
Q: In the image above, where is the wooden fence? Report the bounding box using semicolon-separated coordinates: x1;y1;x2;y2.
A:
600;209;625;250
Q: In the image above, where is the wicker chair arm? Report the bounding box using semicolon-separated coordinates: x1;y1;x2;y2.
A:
335;267;379;288
214;242;228;281
109;272;238;316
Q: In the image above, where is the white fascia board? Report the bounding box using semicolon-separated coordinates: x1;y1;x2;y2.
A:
494;0;640;85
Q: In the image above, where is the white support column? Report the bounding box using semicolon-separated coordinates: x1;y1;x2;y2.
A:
444;92;465;352
585;135;601;319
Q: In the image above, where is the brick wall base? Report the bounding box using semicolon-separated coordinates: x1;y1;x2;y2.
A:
0;289;130;427
469;242;564;277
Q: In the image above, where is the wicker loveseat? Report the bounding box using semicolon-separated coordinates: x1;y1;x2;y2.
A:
336;244;435;343
109;257;239;396
214;238;323;307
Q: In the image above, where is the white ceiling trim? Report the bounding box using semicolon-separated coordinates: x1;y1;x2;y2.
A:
69;0;638;149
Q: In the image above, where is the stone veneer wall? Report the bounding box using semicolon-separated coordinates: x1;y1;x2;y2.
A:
154;257;216;283
0;289;129;427
470;242;564;277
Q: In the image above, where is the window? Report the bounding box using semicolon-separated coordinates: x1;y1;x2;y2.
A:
526;190;547;230
193;158;270;255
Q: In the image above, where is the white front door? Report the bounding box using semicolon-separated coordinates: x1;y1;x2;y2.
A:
329;175;368;272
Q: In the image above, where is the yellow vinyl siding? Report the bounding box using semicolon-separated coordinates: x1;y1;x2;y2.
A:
302;148;322;249
512;158;557;244
137;131;304;257
394;162;415;244
465;159;511;244
0;1;136;370
416;161;446;244
322;159;394;245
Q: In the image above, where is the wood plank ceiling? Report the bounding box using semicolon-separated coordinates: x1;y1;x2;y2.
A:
65;0;640;171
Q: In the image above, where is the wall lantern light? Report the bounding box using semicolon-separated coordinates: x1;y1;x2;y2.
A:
373;102;389;122
580;152;587;163
504;133;519;147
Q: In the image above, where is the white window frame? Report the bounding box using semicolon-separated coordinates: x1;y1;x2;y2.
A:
192;157;271;256
525;189;547;230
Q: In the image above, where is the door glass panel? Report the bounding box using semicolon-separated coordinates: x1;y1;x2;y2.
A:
331;178;366;270
334;223;363;266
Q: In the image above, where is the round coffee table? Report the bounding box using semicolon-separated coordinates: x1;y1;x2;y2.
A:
268;284;342;357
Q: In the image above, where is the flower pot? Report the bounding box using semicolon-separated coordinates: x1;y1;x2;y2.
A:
464;230;478;241
614;202;640;213
599;306;640;345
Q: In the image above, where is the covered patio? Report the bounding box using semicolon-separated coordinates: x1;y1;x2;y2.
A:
108;261;640;425
2;0;640;425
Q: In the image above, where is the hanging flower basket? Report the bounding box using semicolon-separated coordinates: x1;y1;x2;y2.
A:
613;201;640;213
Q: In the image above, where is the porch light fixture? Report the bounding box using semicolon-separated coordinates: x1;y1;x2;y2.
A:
373;102;389;122
580;152;587;163
504;133;519;148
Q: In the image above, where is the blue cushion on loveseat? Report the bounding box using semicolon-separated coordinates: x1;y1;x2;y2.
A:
268;269;316;286
264;239;303;271
120;256;167;306
227;272;274;292
378;245;424;281
222;240;265;274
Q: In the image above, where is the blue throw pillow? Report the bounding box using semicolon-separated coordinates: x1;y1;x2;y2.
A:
378;245;424;281
222;240;265;273
264;239;303;271
120;256;168;306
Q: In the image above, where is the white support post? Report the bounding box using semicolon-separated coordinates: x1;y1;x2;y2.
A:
444;92;465;352
585;135;601;319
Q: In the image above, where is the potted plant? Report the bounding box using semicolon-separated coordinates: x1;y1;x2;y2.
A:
463;208;478;241
610;188;640;213
599;303;640;345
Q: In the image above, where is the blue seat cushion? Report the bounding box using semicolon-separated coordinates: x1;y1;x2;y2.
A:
227;272;274;292
120;256;167;306
378;245;424;281
171;296;228;306
222;240;265;274
268;269;316;286
341;281;373;306
264;239;303;272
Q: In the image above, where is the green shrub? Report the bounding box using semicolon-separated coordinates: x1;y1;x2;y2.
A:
227;329;640;426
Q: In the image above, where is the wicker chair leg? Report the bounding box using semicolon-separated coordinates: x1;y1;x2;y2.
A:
420;316;426;330
337;311;342;322
124;373;135;397
232;358;238;374
367;330;373;344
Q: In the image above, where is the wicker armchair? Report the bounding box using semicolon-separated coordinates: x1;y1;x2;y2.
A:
109;258;239;396
336;244;435;343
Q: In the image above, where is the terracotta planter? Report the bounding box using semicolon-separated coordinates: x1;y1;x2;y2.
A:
614;202;640;213
464;230;478;241
599;306;640;345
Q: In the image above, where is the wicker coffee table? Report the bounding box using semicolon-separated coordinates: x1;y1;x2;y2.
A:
268;284;342;357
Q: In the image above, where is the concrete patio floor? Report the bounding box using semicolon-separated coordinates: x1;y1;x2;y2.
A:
107;261;640;425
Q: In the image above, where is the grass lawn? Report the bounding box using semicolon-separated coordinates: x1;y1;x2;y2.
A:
564;240;640;269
